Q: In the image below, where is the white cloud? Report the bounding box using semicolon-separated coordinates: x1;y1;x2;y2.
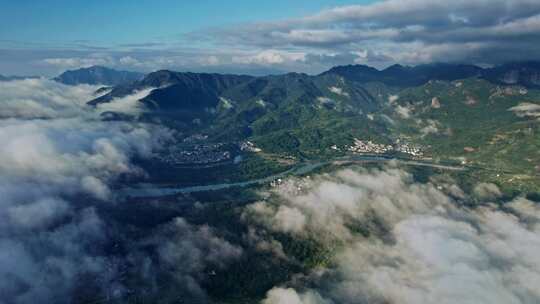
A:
0;79;173;303
0;79;96;118
119;55;140;66
232;50;305;65
395;104;411;118
263;288;331;304
7;198;70;230
5;0;540;76
254;168;540;304
388;94;399;103
509;102;540;118
43;56;112;69
329;86;349;97
206;0;540;67
81;175;111;200
96;87;154;115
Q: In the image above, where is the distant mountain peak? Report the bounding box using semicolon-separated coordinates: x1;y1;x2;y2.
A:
322;62;486;87
87;70;254;107
484;61;540;86
384;63;406;71
326;64;380;72
321;61;540;87
53;65;144;86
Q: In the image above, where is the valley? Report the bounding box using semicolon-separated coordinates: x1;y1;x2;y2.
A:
85;62;540;197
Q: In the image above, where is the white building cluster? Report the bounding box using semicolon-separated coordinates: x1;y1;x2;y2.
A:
395;142;424;157
348;138;393;154
346;138;424;157
240;141;262;153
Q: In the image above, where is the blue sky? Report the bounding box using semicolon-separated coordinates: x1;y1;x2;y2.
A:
1;0;539;76
0;1;371;47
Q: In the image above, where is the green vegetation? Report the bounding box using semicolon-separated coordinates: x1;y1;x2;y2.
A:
386;78;540;193
136;75;539;195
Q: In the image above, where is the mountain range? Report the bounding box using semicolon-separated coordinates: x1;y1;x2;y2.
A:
86;61;540;193
5;61;540;89
89;61;540;109
87;62;540;138
323;62;540;87
3;61;538;192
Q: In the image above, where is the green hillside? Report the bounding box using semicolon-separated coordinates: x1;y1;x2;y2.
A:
89;63;540;193
385;78;540;192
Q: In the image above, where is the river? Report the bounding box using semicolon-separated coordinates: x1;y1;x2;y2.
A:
119;155;465;198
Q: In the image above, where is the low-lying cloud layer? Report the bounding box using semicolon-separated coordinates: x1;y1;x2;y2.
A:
0;79;243;303
126;218;243;302
1;79;255;303
247;167;540;304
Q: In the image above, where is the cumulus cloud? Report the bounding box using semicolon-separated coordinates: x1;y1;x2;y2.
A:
202;0;540;68
252;167;540;304
5;0;540;76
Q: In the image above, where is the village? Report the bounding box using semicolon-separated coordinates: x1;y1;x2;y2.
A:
343;138;425;157
155;143;233;166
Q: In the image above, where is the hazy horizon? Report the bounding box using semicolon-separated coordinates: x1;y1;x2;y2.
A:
3;0;540;76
